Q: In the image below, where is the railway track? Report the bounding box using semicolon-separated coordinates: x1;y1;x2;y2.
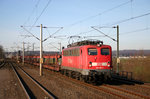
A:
0;60;5;68
135;84;150;90
42;68;136;99
144;83;150;87
102;84;150;99
10;63;57;99
49;69;150;99
21;63;150;99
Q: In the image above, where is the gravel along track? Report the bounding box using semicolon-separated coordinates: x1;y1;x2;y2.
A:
101;84;150;99
19;63;112;99
0;62;26;99
11;63;56;99
2;60;150;99
17;63;150;99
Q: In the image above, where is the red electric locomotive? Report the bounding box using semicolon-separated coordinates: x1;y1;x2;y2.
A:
61;40;112;82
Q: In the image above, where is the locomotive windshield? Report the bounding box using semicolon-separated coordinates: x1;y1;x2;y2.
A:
101;48;110;55
88;48;97;55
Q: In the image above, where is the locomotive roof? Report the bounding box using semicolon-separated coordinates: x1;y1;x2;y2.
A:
67;40;103;48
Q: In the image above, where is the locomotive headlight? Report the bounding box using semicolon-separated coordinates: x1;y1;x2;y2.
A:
89;62;92;67
108;61;110;67
89;64;92;67
97;44;100;46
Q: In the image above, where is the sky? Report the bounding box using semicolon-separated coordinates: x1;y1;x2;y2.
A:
0;0;150;52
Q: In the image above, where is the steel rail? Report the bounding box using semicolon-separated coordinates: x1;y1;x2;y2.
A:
144;83;150;86
23;63;148;99
135;84;150;90
104;85;150;99
17;65;56;99
10;63;30;99
0;61;5;68
11;63;56;99
46;70;129;99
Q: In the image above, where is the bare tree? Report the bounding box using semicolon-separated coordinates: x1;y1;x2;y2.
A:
0;45;5;58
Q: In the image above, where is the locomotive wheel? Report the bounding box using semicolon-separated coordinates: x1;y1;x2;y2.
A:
68;71;72;78
79;74;84;82
71;71;76;78
83;75;89;83
76;73;80;80
96;75;104;85
75;73;78;80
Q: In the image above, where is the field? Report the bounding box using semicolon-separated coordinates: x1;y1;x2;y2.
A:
112;56;150;83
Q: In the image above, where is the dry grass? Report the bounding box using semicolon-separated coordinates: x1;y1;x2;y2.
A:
112;57;150;82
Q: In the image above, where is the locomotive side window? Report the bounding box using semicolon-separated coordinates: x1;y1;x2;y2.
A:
101;48;110;55
63;48;80;56
88;48;97;55
75;48;80;56
63;50;66;56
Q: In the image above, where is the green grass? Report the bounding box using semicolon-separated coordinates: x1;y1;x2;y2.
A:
112;57;150;82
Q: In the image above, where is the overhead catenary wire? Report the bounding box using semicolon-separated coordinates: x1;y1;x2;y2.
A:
24;0;52;32
67;0;132;27
73;26;150;39
67;0;133;39
49;43;60;51
83;35;106;38
73;29;95;36
21;25;63;42
104;27;150;37
20;26;40;41
108;12;150;26
43;27;63;42
91;26;117;41
130;0;133;18
73;12;150;39
23;0;41;26
21;0;52;42
20;0;149;48
31;0;52;28
120;27;150;35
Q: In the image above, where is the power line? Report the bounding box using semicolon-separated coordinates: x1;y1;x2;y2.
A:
120;27;150;35
30;0;52;29
70;11;150;39
43;27;63;42
91;26;117;41
67;0;132;38
73;29;95;36
21;25;63;42
109;27;150;37
80;22;150;40
21;0;52;38
20;26;40;40
83;35;106;38
23;0;41;26
67;0;132;27
109;12;150;26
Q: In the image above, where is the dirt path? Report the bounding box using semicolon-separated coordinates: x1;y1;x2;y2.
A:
0;63;26;99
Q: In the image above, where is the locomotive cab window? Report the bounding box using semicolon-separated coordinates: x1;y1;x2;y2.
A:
101;48;110;55
88;48;97;55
